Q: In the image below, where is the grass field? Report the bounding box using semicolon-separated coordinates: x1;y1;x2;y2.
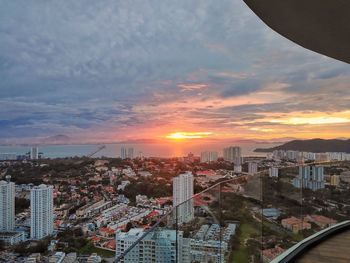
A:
78;243;115;258
231;223;260;263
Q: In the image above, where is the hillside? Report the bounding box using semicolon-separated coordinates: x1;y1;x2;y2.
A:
254;139;350;153
40;134;72;144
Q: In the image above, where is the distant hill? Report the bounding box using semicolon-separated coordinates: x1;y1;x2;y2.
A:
254;139;350;153
40;134;72;144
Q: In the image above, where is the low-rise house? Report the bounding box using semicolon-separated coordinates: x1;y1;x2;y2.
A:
262;246;285;263
305;215;337;228
281;216;311;233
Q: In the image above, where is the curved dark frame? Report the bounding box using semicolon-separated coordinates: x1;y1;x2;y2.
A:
243;0;350;64
273;221;350;263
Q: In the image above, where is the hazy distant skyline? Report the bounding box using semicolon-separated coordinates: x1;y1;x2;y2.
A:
1;0;349;144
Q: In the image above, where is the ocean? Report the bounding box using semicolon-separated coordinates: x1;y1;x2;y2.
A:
0;141;279;159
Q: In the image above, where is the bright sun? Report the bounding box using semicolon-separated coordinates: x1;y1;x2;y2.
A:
166;132;212;140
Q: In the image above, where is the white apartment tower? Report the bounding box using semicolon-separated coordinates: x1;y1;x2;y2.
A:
200;151;218;163
269;167;279;178
115;228;190;263
223;146;242;165
292;166;325;191
121;147;134;159
30;147;39;160
248;162;258;175
173;172;194;224
0;177;15;231
30;184;54;239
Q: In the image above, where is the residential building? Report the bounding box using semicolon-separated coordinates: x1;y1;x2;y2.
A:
330;175;340;186
30;147;39;160
223;146;242;165
115;228;190;263
234;165;242;173
30;184;54;239
173;172;194;224
49;252;65;263
86;253;102;263
248;162;258;175
121;147;134;159
262;246;285;263
292;166;325;191
269;167;279;178
200;151;218;163
0;177;15;231
281;216;311;233
305;215;337;228
0;231;25;245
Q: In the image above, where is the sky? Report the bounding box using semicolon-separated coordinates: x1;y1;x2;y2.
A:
0;0;349;144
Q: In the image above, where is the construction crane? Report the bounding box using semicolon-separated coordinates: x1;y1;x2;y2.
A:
74;145;106;165
86;145;106;158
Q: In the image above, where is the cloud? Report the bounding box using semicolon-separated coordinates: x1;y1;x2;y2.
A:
0;0;349;142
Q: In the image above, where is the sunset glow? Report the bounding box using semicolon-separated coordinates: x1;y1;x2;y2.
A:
166;132;213;140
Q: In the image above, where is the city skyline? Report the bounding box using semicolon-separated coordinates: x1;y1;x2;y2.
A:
1;0;350;145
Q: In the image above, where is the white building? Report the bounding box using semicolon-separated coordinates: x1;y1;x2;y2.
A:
30;147;39;160
173;172;194;224
269;167;279;178
248;162;258;175
121;147;134;159
292;166;325;191
200;151;218;163
234;165;242;173
115;228;190;263
223;146;242;165
0;177;15;231
30;184;54;239
49;252;65;263
0;231;25;245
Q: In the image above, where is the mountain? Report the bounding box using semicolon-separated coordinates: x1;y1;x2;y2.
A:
40;135;72;144
254;138;350;153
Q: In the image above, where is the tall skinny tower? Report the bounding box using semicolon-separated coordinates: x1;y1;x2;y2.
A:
0;176;15;231
30;184;54;239
173;172;194;224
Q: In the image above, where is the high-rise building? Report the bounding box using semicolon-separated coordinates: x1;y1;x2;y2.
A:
116;224;237;263
292;166;325;191
234;165;242;173
0;176;15;231
223;146;242;165
269;167;279;178
200;151;218;163
248;162;258;175
30;147;39;160
115;228;190;263
120;147;134;159
330;175;340;187
173;172;194;224
30;184;54;239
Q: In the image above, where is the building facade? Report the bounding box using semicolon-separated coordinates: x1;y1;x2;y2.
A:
30;184;54;239
269;167;279;178
248;162;258;175
30;147;39;160
121;147;134;159
200;151;218;163
173;172;194;224
116;228;190;263
292;166;325;191
223;146;242;165
0;179;15;231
